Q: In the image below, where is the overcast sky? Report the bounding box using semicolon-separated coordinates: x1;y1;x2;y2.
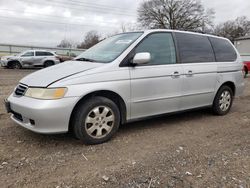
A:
0;0;249;47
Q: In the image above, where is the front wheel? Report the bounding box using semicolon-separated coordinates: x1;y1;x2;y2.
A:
212;86;233;115
72;97;120;145
10;61;22;69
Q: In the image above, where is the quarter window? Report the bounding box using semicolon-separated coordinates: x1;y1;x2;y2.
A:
175;33;215;63
45;52;53;56
135;33;176;65
209;37;237;62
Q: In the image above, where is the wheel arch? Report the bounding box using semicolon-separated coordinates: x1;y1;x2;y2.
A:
7;60;21;67
69;90;127;131
217;81;236;96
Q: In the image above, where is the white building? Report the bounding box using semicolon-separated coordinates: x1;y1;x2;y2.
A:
234;35;250;61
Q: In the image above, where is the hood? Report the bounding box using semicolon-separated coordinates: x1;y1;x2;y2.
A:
20;61;103;87
1;55;15;60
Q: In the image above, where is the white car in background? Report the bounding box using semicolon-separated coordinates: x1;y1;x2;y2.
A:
0;50;60;69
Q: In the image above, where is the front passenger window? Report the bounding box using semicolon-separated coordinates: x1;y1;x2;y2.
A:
135;33;176;65
21;52;34;57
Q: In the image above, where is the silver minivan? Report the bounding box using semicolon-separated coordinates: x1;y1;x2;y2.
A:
5;30;245;144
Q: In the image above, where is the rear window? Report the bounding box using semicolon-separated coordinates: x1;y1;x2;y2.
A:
209;37;237;62
175;33;215;63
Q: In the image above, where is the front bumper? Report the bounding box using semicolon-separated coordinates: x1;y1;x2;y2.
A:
0;59;8;67
7;93;79;134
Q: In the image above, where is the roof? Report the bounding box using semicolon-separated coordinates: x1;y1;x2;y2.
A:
143;29;227;40
124;29;226;40
23;49;54;52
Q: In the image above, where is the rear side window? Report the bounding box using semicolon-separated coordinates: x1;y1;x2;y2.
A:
175;33;215;63
45;52;54;56
135;32;176;65
36;51;54;56
209;37;237;62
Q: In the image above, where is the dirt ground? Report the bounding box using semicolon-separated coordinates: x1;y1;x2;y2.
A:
0;67;249;188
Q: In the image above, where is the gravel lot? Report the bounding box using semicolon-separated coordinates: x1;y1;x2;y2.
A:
0;68;249;188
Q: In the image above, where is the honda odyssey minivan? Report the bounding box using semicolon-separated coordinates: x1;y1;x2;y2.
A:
5;30;245;144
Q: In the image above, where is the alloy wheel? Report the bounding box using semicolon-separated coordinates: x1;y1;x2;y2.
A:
219;90;231;112
84;106;115;139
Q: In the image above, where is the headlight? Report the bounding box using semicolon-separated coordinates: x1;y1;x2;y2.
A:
25;88;67;100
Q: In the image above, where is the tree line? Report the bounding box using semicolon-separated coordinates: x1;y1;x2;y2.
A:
58;0;250;49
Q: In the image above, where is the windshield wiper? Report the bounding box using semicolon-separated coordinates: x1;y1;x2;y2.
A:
74;57;95;62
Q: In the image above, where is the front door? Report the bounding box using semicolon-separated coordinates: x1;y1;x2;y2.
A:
129;32;183;119
20;51;34;66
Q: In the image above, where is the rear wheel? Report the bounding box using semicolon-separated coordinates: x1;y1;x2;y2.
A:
212;85;233;115
44;61;54;68
72;96;120;145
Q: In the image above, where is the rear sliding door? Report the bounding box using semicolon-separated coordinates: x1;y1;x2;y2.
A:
174;32;217;110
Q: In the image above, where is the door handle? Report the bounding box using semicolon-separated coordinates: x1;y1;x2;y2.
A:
186;70;193;77
171;71;180;78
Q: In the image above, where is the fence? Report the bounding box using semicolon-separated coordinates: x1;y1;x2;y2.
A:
0;43;85;57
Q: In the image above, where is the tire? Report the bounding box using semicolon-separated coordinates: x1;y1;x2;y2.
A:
10;61;22;69
44;61;54;68
244;66;248;78
72;96;120;145
212;85;233;115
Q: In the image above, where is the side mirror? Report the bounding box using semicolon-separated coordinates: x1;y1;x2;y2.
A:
132;52;151;65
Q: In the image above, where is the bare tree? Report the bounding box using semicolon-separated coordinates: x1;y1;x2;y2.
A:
77;30;101;49
57;39;73;48
120;22;141;32
137;0;214;32
121;23;127;33
214;16;250;42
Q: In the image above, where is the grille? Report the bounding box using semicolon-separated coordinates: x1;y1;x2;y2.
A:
15;84;28;96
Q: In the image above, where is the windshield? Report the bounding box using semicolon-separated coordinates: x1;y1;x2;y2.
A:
16;51;29;57
15;52;24;57
76;32;143;63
